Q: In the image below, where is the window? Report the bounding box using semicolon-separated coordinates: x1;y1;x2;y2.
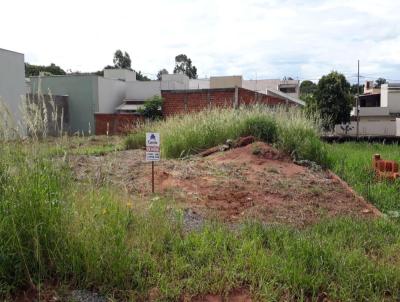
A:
279;86;296;93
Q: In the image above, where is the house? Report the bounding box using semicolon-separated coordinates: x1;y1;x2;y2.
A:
0;48;26;133
334;81;400;136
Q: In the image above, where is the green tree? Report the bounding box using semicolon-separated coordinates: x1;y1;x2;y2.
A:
375;77;387;88
173;54;198;79
157;68;169;80
113;50;132;69
136;71;151;81
25;63;66;77
139;95;163;120
315;71;352;130
350;84;364;97
300;80;317;96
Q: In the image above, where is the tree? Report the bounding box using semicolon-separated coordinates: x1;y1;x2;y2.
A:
157;68;169;80
25;63;66;77
315;71;352;130
136;71;151;81
350;84;364;97
282;76;294;80
300;80;317;96
173;54;198;79
375;78;387;88
113;50;132;69
139;95;163;120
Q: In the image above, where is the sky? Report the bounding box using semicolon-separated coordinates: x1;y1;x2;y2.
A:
2;0;400;83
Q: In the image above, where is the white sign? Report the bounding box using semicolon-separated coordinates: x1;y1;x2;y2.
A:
146;132;160;161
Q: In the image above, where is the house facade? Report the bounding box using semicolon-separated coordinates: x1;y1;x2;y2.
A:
335;81;400;136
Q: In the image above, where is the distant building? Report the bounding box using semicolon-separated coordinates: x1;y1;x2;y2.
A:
335;81;400;136
0;48;25;133
31;70;303;135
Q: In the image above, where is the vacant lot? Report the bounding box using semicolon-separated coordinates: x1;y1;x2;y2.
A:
1;107;400;301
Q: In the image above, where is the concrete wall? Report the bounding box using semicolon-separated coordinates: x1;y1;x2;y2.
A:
381;84;389;107
243;79;300;98
388;91;400;113
0;48;25;131
161;74;189;90
97;77;126;113
126;81;161;100
210;76;243;89
30;75;98;134
104;69;136;81
189;79;210;89
335;120;397;136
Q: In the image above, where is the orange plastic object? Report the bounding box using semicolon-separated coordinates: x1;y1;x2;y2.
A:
372;154;400;181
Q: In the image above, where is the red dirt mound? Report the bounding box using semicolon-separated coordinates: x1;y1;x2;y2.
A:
71;142;380;227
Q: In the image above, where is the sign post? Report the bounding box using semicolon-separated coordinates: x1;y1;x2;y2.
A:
146;132;160;194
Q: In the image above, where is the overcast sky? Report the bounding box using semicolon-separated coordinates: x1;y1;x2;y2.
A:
2;0;400;82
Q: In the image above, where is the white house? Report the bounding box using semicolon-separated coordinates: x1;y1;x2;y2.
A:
335;81;400;136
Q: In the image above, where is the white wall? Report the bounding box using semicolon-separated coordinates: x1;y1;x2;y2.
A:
161;74;189;90
126;81;161;100
334;120;397;136
243;79;300;98
104;69;136;81
0;48;25;131
388;90;400;113
380;84;388;107
189;79;210;89
97;77;126;113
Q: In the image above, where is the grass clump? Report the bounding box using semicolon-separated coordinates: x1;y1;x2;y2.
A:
242;115;277;143
124;131;146;150
123;105;328;165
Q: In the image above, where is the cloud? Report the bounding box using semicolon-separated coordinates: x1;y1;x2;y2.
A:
1;0;400;82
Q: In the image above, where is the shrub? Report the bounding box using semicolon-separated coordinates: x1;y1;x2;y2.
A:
138;95;163;120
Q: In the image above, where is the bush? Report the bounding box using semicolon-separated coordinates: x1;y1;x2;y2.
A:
138;95;163;120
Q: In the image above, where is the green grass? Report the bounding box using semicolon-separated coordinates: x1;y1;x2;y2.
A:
327;142;400;215
124;106;329;166
1;143;400;301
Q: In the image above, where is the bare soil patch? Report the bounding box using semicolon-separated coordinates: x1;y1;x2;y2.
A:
70;142;379;227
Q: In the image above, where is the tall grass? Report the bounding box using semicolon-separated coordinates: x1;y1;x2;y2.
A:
125;106;328;165
328;142;400;215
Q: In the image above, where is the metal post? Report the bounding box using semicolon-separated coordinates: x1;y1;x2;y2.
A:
151;161;155;194
356;60;360;139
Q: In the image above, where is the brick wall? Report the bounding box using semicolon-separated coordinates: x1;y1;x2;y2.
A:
161;87;292;117
95;113;144;135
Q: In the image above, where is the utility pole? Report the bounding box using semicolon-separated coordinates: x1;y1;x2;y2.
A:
356;60;360;139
